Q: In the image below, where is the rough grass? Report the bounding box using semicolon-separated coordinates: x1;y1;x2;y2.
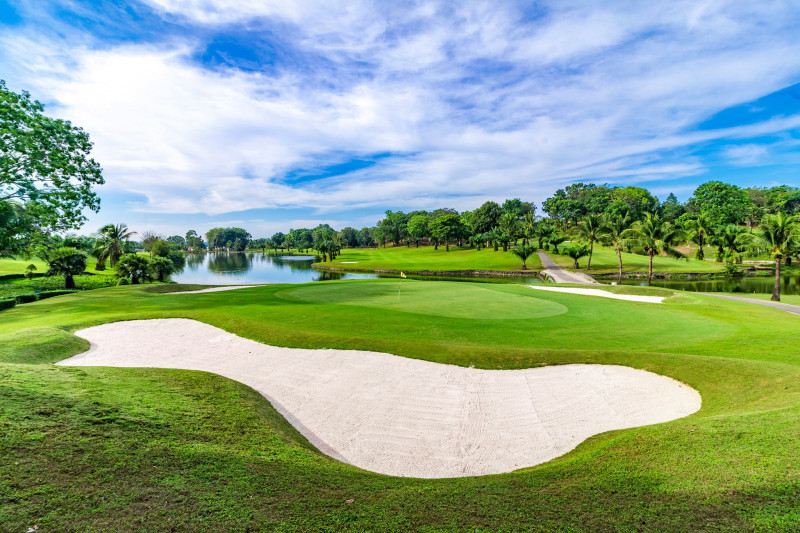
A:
1;281;799;531
322;244;544;272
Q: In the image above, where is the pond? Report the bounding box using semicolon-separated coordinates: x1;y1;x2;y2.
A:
614;274;800;296
171;253;378;285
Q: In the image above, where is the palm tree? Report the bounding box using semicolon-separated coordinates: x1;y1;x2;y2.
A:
547;233;568;254
576;214;602;270
498;213;519;251
510;244;536;270
564;244;590;269
684;214;714;260
600;213;631;283
44;247;87;289
717;224;748;263
116;254;152;284
522;212;536;246
532;221;554;249
744;213;798;301
623;213;686;286
95;223;136;268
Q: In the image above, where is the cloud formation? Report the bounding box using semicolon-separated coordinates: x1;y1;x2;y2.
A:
2;0;800;227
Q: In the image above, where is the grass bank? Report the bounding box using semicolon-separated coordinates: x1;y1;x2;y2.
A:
1;280;799;530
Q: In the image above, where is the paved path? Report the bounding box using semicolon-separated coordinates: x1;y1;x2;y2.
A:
537;252;599;285
701;293;800;315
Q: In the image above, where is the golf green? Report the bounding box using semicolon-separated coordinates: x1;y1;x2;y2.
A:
277;279;568;319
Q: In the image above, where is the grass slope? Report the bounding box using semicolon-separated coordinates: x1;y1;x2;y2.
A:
1;282;799;531
548;244;725;274
321;245;543;273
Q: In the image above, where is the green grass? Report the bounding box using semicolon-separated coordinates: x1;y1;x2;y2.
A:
0;257;49;276
0;274;119;299
706;292;800;306
548;244;726;274
322;245;544;272
1;281;800;530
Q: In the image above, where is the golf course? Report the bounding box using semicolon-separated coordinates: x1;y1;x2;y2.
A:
2;279;799;531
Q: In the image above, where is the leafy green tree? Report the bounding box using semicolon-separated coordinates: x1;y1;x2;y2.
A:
378;211;408;245
714;224;747;263
185;230;205;250
689;181;753;226
339;227;360;248
660;193;685;222
167;235;186;249
471;201;502;234
684;214;714;260
42;246;87;289
532;220;554;249
429;213;465;252
521;212;536;246
149;256;175;282
407;214;429;247
744;213;798;301
510;244;536;269
270;232;286;251
606;186;659;221
576;214;602;270
564;244;590;269
206;228;251;251
116;254;152;284
623;213;686;285
94;223;135;268
599;213;631;283
1;81;104;235
358;227;375;247
140;230;162;254
498;212;519;251
547;233;567;254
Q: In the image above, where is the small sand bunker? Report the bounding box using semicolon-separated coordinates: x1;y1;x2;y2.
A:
528;286;666;303
59;319;699;478
166;286;256;294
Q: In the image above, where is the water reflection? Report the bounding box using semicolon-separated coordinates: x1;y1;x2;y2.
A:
615;274;800;296
172;252;377;285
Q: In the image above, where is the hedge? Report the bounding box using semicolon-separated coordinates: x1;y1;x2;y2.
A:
37;290;79;300
0;298;16;311
14;294;37;304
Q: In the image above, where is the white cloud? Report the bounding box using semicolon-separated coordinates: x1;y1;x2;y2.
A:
2;0;800;229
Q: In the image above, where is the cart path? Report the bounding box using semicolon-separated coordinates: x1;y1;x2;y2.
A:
537;252;599;285
701;293;800;315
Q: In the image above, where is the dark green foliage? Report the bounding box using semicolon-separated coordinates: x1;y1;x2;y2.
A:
0;297;15;310
206;227;251;251
689;181;753;225
36;289;79;300
115;254;152;284
42;246;88;289
14;293;36;304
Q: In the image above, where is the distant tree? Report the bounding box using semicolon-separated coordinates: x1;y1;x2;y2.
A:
271;232;286;251
564;244;590;269
206;227;251;251
339;227;360;248
576;214;602;270
471;201;502;234
378;211;408;245
407;214;429;247
140;230;162;254
116;254;152;284
744;213;799;301
42;246;87;289
149;256;175;282
684;214;714;260
599;213;632;283
498;212;519;251
547;233;568;254
359;227;375;247
690;181;753;226
185;230;205;250
660;193;685;222
167;235;186;249
532;220;554;249
94;223;135;268
623;213;686;285
510;244;536;270
606;186;659;221
429;213;465;252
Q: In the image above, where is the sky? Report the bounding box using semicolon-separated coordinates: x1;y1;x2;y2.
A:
2;0;800;238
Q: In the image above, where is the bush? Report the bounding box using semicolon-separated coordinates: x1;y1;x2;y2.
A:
14;294;37;304
117;277;131;286
37;290;79;300
0;298;16;311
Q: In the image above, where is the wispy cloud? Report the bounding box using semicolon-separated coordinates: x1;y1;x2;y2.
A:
2;0;800;231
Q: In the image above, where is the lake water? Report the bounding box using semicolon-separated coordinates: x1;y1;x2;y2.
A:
172;253;378;285
614;274;800;296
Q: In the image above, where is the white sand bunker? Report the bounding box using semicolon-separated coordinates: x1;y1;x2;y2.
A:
166;286;256;294
528;286;666;303
59;319;699;478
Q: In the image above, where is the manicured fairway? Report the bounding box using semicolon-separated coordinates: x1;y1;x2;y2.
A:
1;280;799;531
0;257;49;276
322;244;543;272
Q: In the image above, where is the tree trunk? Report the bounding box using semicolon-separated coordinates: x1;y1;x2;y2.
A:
493;243;498;251
522;261;527;269
446;242;450;252
648;253;654;286
416;241;419;248
502;243;508;252
772;257;781;302
617;248;623;283
587;239;594;270
65;275;75;289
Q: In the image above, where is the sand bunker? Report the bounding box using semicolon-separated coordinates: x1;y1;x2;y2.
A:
528;286;666;303
166;286;256;294
58;319;699;478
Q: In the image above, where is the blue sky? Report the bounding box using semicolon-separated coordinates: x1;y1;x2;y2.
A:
2;0;800;238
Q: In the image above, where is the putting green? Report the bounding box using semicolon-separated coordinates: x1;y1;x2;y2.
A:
278;279;568;319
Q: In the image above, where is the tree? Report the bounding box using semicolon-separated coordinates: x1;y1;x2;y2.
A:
547;233;567;254
378;211;408;245
689;181;753;226
471;201;502;234
1;81;104;236
684;214;714;260
532;220;554;249
429;213;465;251
661;193;685;222
498;212;519;251
576;214;602;270
140;230;162;255
623;213;686;285
42;246;87;289
606;186;659;221
714;224;747;263
185;230;205;250
116;254;152;284
564;244;590;269
599;213;631;283
270;232;286;251
206;227;251;251
744;213;798;301
149;256;175;282
339;227;360;248
94;223;135;268
407;214;429;247
510;244;536;269
167;235;186;249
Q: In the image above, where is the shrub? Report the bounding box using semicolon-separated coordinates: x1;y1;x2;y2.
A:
117;277;131;286
37;290;79;300
0;298;16;311
14;294;37;304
